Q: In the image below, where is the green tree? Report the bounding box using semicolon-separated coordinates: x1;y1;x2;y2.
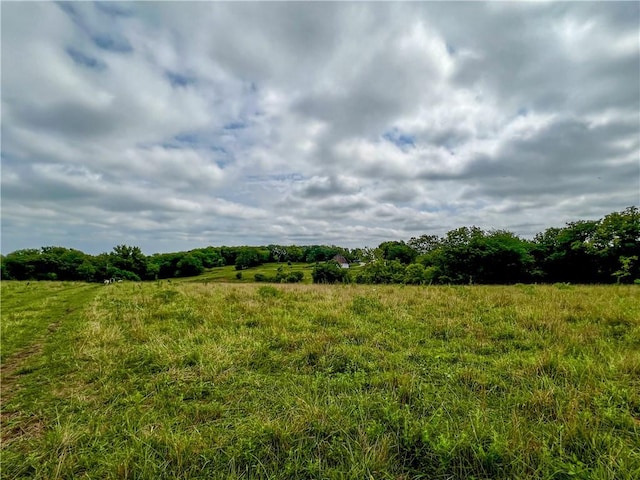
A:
0;255;8;280
589;206;640;282
355;260;406;284
612;256;638;284
404;263;426;285
176;254;204;277
2;249;40;280
408;234;441;255
312;261;350;284
378;241;417;264
110;245;147;279
235;248;260;270
532;221;600;283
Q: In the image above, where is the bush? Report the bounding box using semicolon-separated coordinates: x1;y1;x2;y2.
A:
312;262;350;284
176;254;204;277
257;285;281;298
404;263;426;285
285;271;304;283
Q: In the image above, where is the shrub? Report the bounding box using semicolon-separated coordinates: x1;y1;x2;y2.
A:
312;262;350;284
257;285;281;298
285;271;304;283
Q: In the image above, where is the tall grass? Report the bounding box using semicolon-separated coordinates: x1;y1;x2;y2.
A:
2;281;639;479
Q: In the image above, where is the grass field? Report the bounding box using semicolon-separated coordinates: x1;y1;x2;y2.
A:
191;263;316;284
1;280;639;479
189;262;365;284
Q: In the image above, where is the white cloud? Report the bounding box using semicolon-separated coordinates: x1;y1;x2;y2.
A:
2;2;638;254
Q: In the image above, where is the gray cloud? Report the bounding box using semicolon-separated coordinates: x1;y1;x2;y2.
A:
1;2;638;254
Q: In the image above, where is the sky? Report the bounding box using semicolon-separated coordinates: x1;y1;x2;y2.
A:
1;1;639;255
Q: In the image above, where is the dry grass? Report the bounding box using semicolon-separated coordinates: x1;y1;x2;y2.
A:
1;281;639;479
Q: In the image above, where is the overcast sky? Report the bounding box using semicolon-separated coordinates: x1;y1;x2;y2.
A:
2;1;639;255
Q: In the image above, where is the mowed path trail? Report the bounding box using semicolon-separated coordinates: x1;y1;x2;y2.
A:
1;282;100;444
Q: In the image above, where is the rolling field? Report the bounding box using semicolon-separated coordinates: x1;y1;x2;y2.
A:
1;280;639;479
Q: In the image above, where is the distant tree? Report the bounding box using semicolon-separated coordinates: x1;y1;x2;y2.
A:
312;261;350;284
285;271;304;283
613;256;638;284
176;254;204;277
285;245;305;263
378;241;417;264
419;227;533;284
192;248;224;268
404;263;427;285
0;255;8;280
148;252;182;279
269;245;288;262
145;261;160;280
355;260;406;284
77;260;98;282
589;206;640;282
2;249;40;280
235;248;260;270
408;234;441;255
532;221;600;283
110;245;147;279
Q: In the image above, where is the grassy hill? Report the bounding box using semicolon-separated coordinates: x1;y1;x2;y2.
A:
187;262;365;284
2;280;639;479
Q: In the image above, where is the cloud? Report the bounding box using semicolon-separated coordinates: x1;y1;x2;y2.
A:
1;2;638;254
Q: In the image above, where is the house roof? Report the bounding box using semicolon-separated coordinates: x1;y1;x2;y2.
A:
333;255;349;264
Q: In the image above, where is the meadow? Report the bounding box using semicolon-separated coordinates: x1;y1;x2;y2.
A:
1;279;639;479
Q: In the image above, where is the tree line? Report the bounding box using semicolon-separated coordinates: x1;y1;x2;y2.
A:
0;244;352;282
1;207;638;285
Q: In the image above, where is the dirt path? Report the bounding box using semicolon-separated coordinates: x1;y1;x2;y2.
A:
1;285;98;446
0;320;62;445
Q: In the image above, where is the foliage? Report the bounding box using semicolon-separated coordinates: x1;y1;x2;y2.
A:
378;240;418;264
254;267;304;283
403;263;427;284
312;261;350;284
234;247;267;270
355;260;406;284
1;207;637;285
176;254;205;277
420;228;534;284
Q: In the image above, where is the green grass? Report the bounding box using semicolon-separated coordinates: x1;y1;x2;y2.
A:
188;262;365;284
191;262;316;284
2;281;639;479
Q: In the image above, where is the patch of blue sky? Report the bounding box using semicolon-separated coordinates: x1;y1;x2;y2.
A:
246;173;305;182
94;1;134;17
158;135;231;167
165;71;196;88
66;47;106;70
171;133;229;152
57;2;82;24
92;33;133;53
213;158;230;169
173;133;199;144
224;121;246;130
383;128;416;148
245;81;258;93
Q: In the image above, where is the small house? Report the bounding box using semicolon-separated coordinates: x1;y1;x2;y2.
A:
332;255;350;269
